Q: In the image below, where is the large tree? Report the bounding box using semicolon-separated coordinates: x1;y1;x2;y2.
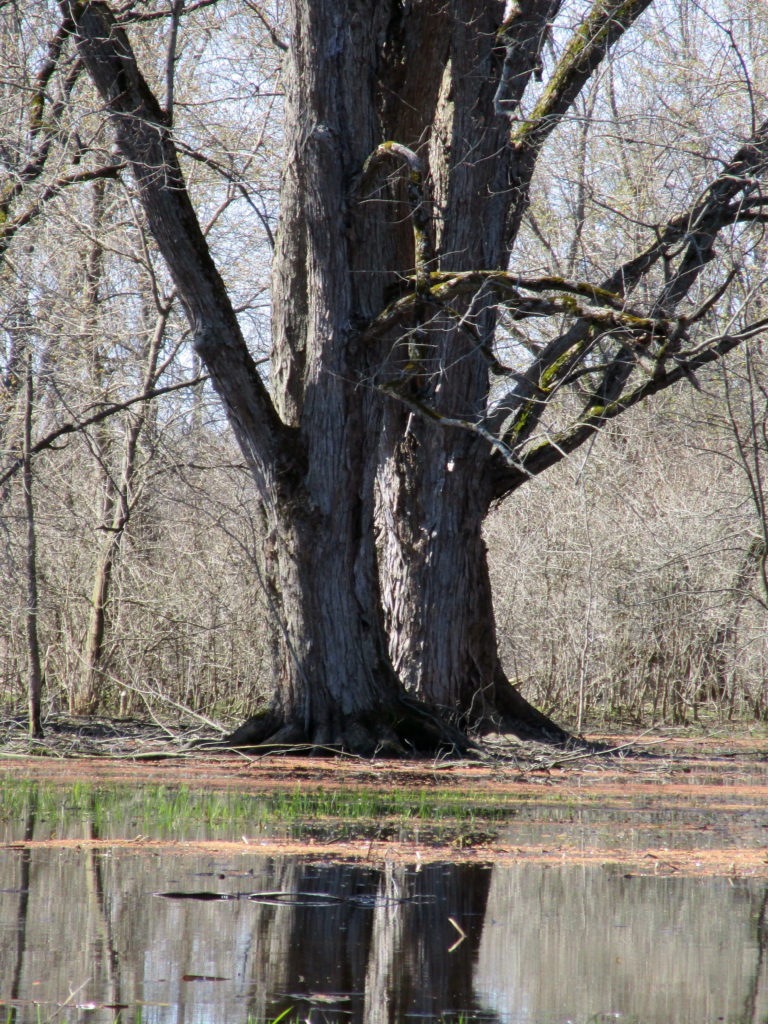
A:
46;0;768;752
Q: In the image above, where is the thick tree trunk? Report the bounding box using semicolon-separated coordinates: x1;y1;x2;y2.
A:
373;0;567;738
69;0;570;753
214;0;476;754
377;424;564;738
228;502;470;754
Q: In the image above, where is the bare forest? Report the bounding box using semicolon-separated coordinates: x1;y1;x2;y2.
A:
1;0;767;747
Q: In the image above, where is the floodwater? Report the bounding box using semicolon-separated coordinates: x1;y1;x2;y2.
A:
2;848;767;1024
0;762;767;1024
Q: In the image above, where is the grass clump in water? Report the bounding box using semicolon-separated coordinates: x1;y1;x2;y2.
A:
0;778;519;844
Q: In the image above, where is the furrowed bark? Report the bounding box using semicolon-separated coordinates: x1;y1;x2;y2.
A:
371;0;574;735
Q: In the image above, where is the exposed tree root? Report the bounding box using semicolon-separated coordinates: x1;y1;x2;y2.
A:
215;682;574;759
216;696;476;758
482;672;573;744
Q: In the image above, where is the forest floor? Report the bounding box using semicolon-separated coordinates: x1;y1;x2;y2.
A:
1;714;767;877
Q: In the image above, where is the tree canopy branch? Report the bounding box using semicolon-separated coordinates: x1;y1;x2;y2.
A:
518;317;768;482
486;113;768;476
0;162;125;264
510;0;654;154
62;0;299;501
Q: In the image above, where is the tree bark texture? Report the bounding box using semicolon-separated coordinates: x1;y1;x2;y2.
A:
371;0;567;733
265;0;564;741
22;359;44;738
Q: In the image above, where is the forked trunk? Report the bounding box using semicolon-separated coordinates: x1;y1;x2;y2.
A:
69;0;569;754
227;495;469;754
224;0;480;753
66;0;766;753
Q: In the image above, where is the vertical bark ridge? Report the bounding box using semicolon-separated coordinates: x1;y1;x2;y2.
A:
69;0;576;750
375;0;519;723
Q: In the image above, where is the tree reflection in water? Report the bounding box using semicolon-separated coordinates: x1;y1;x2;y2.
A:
0;844;766;1023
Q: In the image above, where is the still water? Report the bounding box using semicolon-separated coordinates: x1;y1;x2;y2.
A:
0;789;766;1024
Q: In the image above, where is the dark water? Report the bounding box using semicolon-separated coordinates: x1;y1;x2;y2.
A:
0;790;767;1024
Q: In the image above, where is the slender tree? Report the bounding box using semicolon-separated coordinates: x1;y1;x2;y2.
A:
22;355;44;738
54;0;768;752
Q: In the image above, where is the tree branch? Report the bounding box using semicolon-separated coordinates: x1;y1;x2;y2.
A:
242;0;288;51
62;0;299;502
115;0;224;24
510;0;654;153
0;162;125;264
361;142;433;290
504;0;654;246
176;141;276;249
0;375;209;490
488;113;768;472
493;1;562;117
518;317;768;482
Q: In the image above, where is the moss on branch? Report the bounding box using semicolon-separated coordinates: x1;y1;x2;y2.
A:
510;0;652;151
361;141;433;291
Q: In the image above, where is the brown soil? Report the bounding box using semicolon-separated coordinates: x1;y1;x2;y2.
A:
1;719;767;877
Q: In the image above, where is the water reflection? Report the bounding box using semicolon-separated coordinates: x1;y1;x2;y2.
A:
476;865;768;1024
0;804;766;1024
0;849;494;1024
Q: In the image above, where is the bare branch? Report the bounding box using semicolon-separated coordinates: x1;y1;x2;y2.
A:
510;0;654;153
115;0;225;24
488;113;768;478
0;375;210;490
0;162;125;264
505;0;654;246
518;316;768;483
378;380;533;480
242;0;288;51
176;141;276;249
493;1;562;117
62;0;297;502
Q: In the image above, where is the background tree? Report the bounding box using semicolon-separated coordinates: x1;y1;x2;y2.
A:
1;0;278;730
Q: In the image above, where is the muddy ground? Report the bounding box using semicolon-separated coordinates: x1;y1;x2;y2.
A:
1;715;767;877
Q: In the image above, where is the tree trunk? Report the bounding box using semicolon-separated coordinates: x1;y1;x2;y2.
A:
225;0;480;754
377;426;562;737
374;0;567;737
22;358;44;738
227;492;434;755
67;0;569;753
241;0;564;748
73;295;169;716
68;0;725;754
